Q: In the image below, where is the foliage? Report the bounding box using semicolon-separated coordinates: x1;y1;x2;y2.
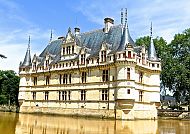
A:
0;70;20;106
135;30;190;103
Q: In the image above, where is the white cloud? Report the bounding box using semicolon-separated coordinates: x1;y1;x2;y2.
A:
0;0;54;72
77;0;190;43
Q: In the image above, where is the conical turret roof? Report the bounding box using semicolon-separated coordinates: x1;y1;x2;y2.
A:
21;36;32;67
148;23;158;61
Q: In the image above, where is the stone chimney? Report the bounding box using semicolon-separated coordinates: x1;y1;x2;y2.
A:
104;17;114;33
74;27;80;35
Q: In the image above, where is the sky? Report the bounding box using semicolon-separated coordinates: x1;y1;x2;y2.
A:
0;0;190;73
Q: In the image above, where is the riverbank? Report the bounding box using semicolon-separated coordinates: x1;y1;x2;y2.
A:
158;109;190;120
0;105;19;112
1;106;190;120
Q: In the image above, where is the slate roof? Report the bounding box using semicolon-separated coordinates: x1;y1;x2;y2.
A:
20;45;32;68
21;23;145;67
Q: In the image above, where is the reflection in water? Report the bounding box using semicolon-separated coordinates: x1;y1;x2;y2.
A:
0;112;190;134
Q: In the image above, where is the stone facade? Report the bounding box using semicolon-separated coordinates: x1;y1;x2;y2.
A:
18;11;161;120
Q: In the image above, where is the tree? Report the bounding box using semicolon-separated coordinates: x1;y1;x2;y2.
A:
165;29;190;103
0;70;20;106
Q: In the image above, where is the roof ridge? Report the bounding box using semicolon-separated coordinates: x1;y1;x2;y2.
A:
80;24;122;35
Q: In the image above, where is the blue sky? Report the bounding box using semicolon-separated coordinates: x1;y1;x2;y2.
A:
0;0;190;72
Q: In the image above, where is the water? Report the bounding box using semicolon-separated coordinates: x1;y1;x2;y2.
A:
0;112;190;134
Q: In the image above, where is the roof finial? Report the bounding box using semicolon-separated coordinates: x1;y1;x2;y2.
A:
150;22;153;38
28;35;30;50
121;8;123;25
50;29;53;42
125;8;127;25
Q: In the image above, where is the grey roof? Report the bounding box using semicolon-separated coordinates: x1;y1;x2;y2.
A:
35;24;137;66
117;23;135;51
39;40;63;57
148;36;158;61
77;25;123;57
20;44;32;68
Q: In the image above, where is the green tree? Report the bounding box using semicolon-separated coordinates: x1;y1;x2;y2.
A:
166;29;190;103
0;70;20;106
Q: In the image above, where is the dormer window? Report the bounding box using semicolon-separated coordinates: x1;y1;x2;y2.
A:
66;46;71;54
101;50;106;62
63;47;65;55
33;62;37;70
81;54;86;65
45;60;49;67
72;46;74;54
128;51;131;58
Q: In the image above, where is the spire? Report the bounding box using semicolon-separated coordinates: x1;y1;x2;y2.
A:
148;22;158;61
121;8;124;25
118;9;135;51
28;35;30;50
125;8;127;25
21;36;32;67
49;29;53;43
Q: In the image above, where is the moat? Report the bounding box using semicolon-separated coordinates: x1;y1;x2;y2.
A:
0;112;190;134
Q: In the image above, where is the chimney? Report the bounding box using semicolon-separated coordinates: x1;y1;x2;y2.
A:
104;17;114;33
74;27;80;35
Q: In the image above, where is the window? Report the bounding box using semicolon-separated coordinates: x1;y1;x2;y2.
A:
62;91;67;100
32;92;36;100
46;76;50;85
127;89;130;94
33;77;37;86
45;91;49;100
81;72;87;83
142;53;145;64
66;46;71;54
127;68;130;80
91;59;94;64
59;74;62;84
109;56;112;61
45;60;49;67
118;54;121;59
139;91;143;102
102;69;109;82
139;72;143;83
97;58;99;63
58;91;61;100
68;91;71;100
33;62;37;70
101;50;106;62
128;51;131;58
69;74;72;83
123;53;126;58
157;64;159;68
63;47;65;55
152;64;155;67
63;74;68;84
72;46;74;54
81;54;86;64
102;89;108;100
81;90;86;100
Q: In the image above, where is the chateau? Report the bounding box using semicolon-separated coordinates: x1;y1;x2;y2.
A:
18;10;161;120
